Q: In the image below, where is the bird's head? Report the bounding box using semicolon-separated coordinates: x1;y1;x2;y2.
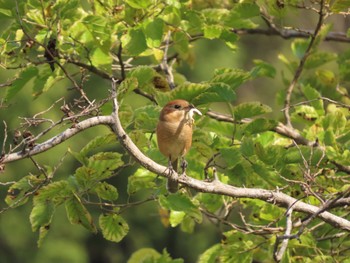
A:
159;99;202;123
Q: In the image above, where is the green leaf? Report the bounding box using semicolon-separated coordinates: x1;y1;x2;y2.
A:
252;163;280;187
198;244;221;263
99;213;129;242
127;248;161;263
90;47;113;71
5;174;45;207
6;67;38;101
240;137;255;157
211;68;251;89
196;193;223;213
134;105;159;131
203;25;222;39
232;3;260;19
127;168;157;195
94;182;119;201
34;181;72;205
169;210;186;227
233;102;272;120
301;85;325;116
144;18;164;48
244;118;277;135
117;77;138;101
30;201;55;232
219;147;241;169
88;152;124;180
159;194;202;223
192;82;236;104
125;0;151;9
80;134;116;158
127;66;156;87
122;28;147;56
173;31;189;57
292;105;318;123
65;194;97;233
250;60;276;78
291;39;310;59
331;0;350;13
305;52;336;69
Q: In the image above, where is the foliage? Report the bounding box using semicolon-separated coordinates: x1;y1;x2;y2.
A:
1;0;350;262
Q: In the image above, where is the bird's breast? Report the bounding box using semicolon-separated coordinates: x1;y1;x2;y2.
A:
156;120;193;161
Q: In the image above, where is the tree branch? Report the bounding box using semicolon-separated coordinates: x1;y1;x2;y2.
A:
1;116;114;164
109;80;350;232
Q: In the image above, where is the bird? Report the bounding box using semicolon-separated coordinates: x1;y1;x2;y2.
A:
156;99;202;193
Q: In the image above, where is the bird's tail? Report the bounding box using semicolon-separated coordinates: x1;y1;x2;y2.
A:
167;159;178;193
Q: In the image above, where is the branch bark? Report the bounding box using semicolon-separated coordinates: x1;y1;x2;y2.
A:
110;81;350;232
1;116;114;164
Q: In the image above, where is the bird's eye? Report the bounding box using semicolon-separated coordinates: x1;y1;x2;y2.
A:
174;104;182;109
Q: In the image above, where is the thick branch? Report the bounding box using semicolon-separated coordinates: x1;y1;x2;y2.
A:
206;110;311;145
231;28;350;43
110;84;350;231
1;116;114;164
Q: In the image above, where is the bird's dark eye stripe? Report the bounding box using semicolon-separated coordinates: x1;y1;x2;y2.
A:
174;104;181;109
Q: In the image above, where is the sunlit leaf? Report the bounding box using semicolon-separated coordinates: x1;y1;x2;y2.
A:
30;201;55;232
94;182;119;201
99;213;129;242
144;18;164;48
65;194;97;233
159;194;202;223
233;102;272;120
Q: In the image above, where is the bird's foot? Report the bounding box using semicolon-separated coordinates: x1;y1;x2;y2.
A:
180;159;188;175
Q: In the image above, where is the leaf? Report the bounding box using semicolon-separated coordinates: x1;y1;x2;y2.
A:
159;194;202;223
65;194;97;233
211;68;251;89
134;105;159;131
125;0;151;9
233;102;272;120
5;174;45;207
244;118;277;135
30;201;55;232
94;182;119;201
122;28;147;56
144;18;164;48
291;39;310;59
88;152;124;180
169;210;186;227
127;66;156;87
99;213;129;242
305;52;336;69
301;85;325;116
250;60;276;78
80;133;116;158
219;147;241;169
127;248;161;263
331;0;350;13
198;244;221;263
192;83;236;104
203;25;222;39
90;47;113;71
117;77;138;101
6;67;38;101
127;168;157;194
173;31;189;56
34;181;72;205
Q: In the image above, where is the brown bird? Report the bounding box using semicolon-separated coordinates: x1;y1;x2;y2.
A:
156;99;202;193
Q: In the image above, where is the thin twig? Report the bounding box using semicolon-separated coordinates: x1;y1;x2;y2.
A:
283;0;326;127
160;31;176;89
274;207;294;262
